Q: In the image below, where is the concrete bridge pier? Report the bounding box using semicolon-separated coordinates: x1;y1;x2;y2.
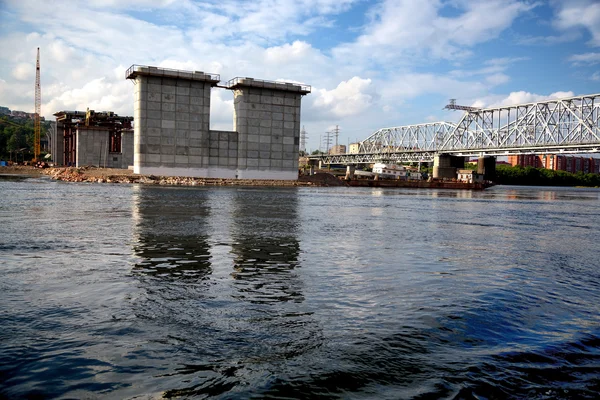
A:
345;165;355;180
318;160;323;170
477;156;496;181
433;154;465;179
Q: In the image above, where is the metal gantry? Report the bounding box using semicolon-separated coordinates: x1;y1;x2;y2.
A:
314;93;600;164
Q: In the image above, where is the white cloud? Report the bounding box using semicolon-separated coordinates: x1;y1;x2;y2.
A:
473;91;576;109
44;77;132;116
209;90;234;131
485;73;510;86
12;63;34;81
568;52;600;66
333;0;536;62
516;31;581;46
265;41;314;65
0;0;588;152
552;0;600;47
592;71;600;81
312;77;377;118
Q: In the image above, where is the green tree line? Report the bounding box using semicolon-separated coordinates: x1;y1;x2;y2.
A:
496;164;600;187
0;116;50;161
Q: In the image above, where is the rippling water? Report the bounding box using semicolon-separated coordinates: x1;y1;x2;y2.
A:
1;176;599;399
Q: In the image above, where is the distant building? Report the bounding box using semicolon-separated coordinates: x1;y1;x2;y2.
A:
329;144;346;155
349;143;360;154
509;154;600;174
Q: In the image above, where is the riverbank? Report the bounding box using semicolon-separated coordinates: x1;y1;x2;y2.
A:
0;165;326;187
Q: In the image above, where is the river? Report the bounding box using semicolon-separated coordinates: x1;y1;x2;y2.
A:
1;176;599;399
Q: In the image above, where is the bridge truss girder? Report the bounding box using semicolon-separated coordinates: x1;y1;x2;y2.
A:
443;94;600;151
311;93;600;165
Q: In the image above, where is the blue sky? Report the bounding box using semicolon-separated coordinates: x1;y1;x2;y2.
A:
0;0;599;151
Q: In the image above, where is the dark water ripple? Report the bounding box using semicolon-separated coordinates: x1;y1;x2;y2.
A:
1;180;600;399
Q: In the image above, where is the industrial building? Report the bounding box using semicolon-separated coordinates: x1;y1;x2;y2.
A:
52;109;133;168
126;65;311;180
329;145;346;155
508;154;600;174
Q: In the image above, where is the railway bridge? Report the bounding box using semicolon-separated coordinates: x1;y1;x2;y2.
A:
311;93;600;178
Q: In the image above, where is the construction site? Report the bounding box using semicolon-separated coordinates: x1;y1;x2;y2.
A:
11;51;313;181
52;109;133;168
2;48;600;186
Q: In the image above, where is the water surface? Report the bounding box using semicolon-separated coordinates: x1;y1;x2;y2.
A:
1;178;599;399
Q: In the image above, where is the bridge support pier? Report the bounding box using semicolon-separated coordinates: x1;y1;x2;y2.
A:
318;160;323;170
345;165;355;180
433;154;465;179
477;156;496;181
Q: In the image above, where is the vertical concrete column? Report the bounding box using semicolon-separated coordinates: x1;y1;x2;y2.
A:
75;127;109;167
477;156;496;181
53;121;65;166
433;154;453;179
345;165;355;180
229;78;311;180
121;130;134;168
127;66;219;176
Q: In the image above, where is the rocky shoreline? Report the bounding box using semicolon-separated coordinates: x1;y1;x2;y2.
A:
1;166;343;187
48;167;317;186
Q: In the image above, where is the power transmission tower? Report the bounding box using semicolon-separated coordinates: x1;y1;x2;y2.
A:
333;125;340;148
322;131;332;154
300;126;308;153
34;47;41;162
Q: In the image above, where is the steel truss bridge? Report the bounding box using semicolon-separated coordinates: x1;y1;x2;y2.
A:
314;93;600;164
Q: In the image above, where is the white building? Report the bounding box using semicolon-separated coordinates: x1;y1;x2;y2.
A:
457;169;484;183
372;163;409;179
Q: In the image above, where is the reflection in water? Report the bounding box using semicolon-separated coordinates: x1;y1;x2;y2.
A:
131;186;212;280
129;186;323;398
230;189;302;304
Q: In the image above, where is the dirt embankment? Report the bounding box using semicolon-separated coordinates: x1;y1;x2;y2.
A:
1;166;348;187
0;165;46;176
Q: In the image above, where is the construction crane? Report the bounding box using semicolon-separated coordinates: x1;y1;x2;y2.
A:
34;47;41;162
444;99;480;112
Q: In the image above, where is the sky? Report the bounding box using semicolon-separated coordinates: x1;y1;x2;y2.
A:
0;0;599;152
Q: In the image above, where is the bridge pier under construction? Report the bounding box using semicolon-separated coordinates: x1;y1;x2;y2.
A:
126;65;310;180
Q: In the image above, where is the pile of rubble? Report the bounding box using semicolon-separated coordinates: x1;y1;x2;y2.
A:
43;167;314;187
